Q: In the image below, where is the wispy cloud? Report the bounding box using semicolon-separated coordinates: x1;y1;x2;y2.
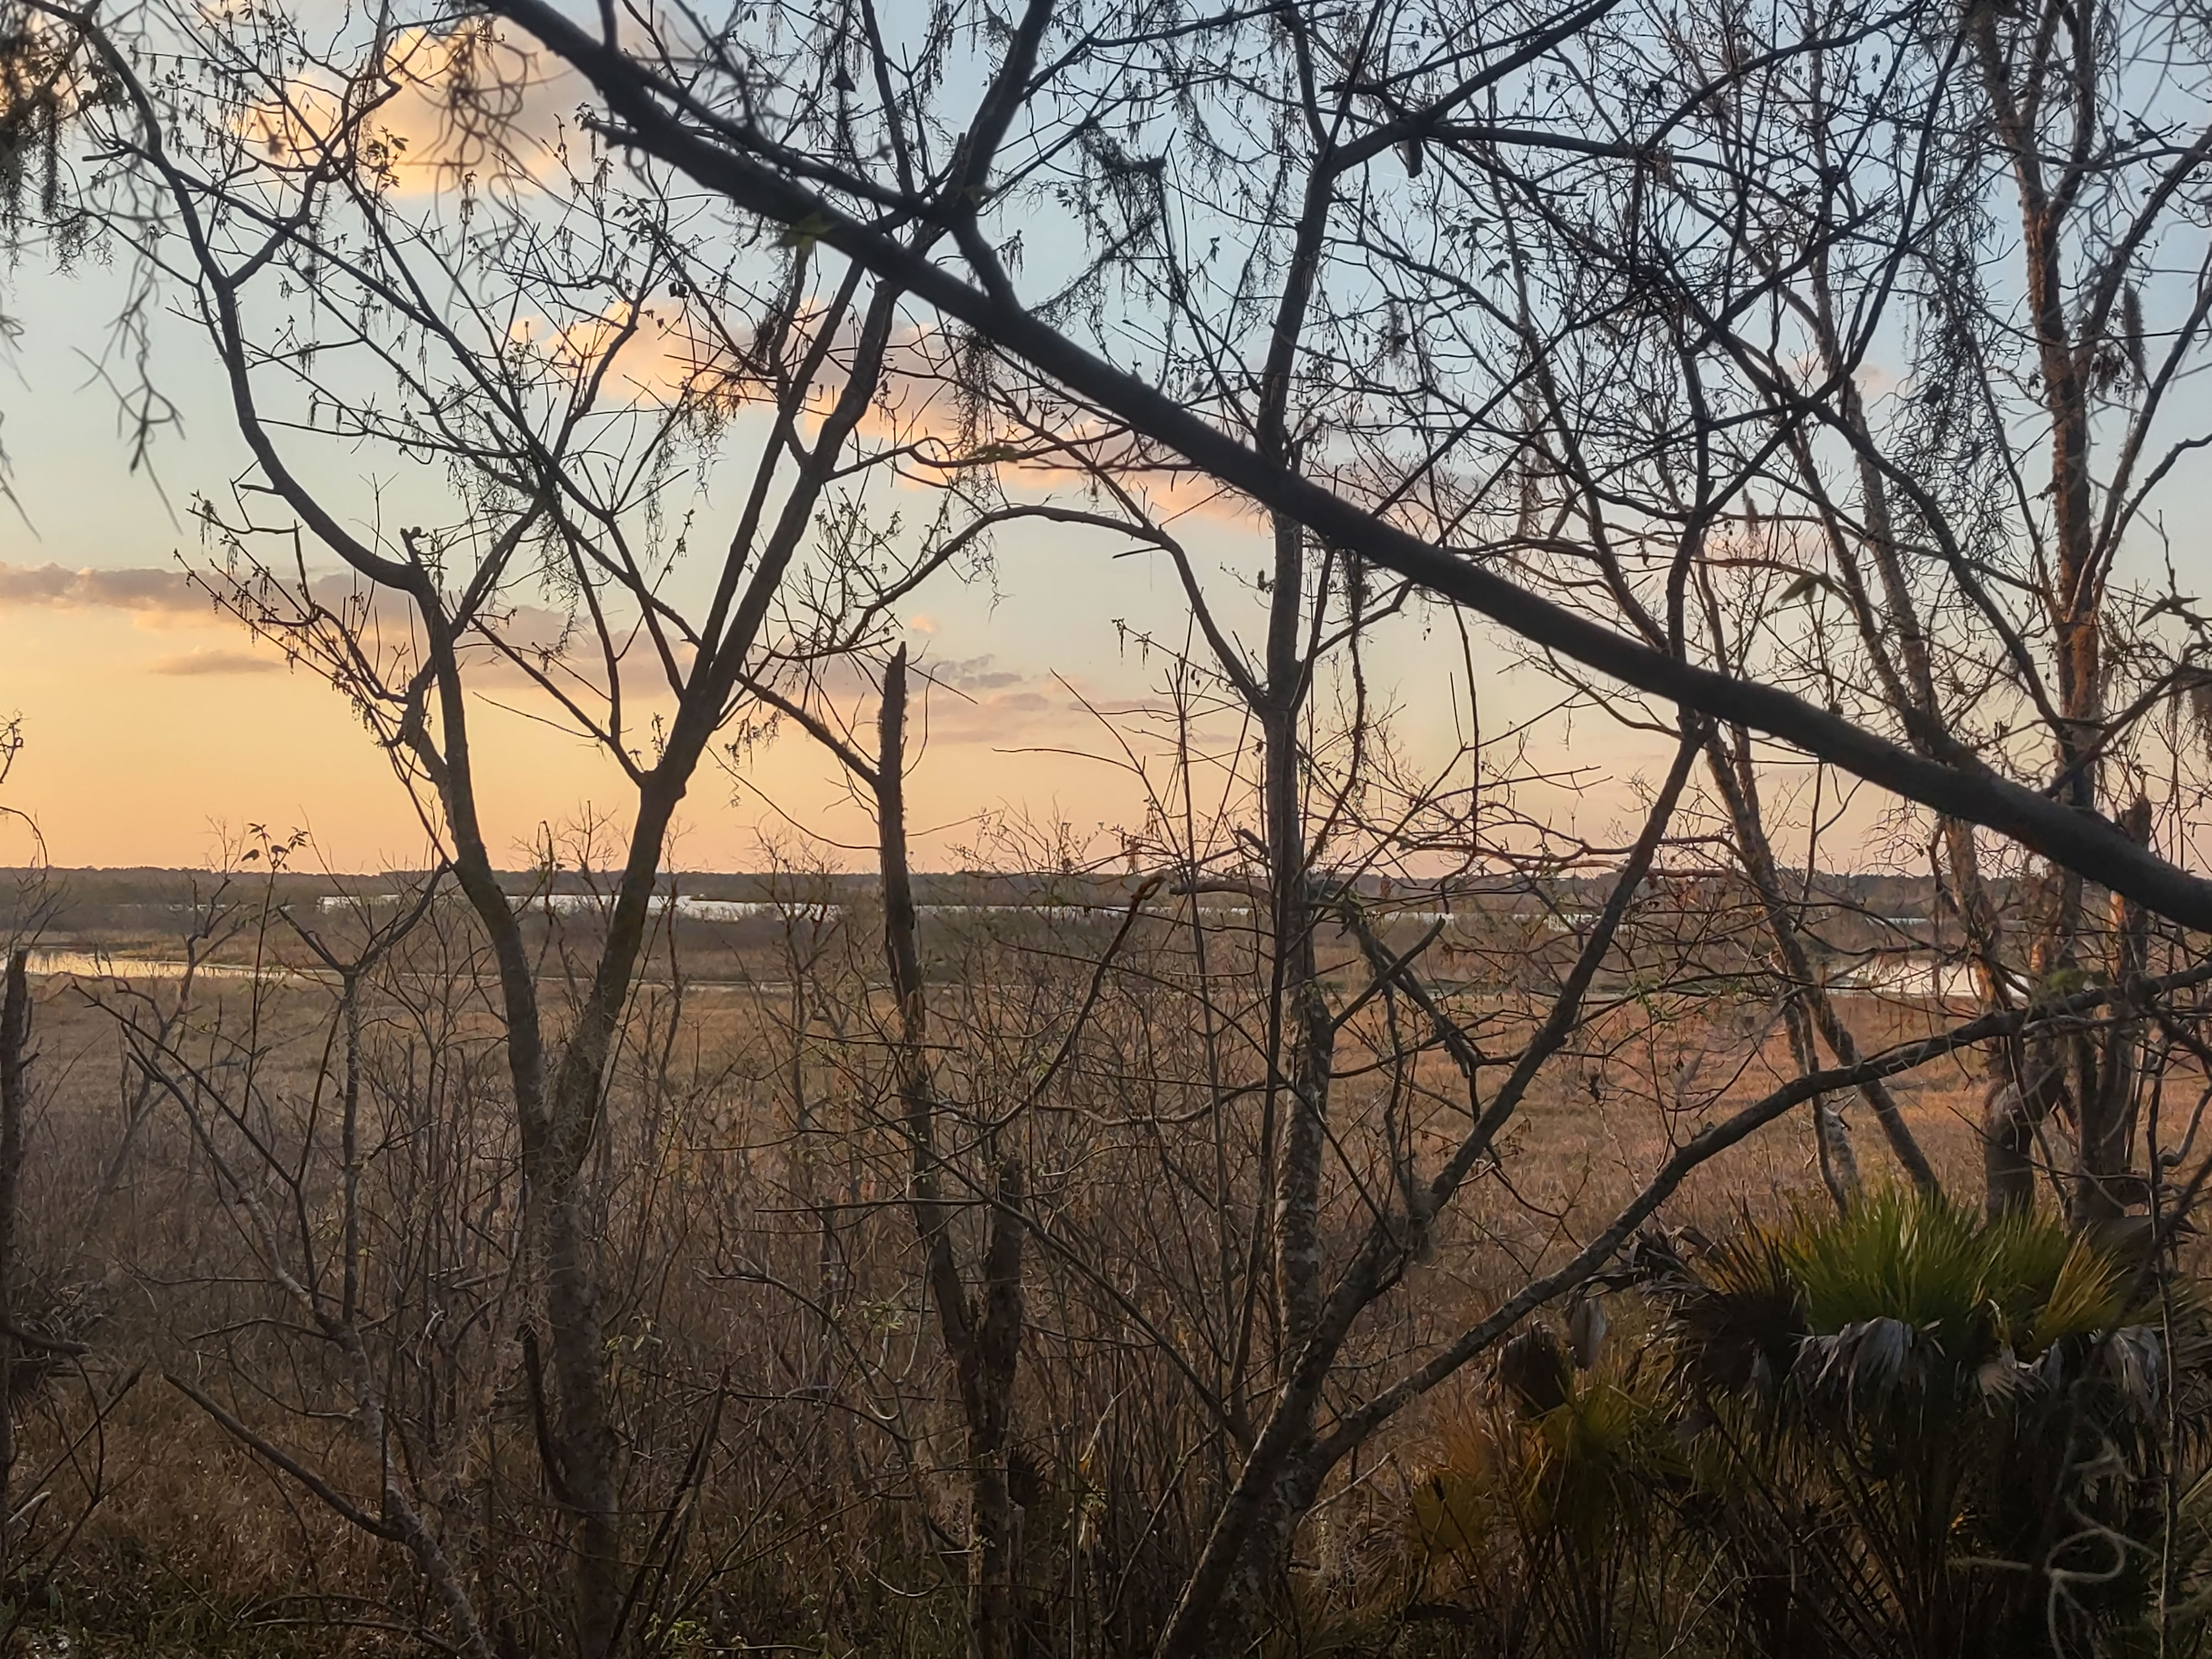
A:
148;648;283;677
0;563;202;612
927;654;1024;694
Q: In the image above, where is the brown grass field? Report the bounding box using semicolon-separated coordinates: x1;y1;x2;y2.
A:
0;890;2188;1656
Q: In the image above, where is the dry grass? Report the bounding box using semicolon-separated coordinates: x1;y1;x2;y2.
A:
0;895;2185;1656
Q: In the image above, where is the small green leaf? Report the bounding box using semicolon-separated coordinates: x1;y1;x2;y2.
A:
2038;964;2101;998
1778;571;1837;606
778;211;833;251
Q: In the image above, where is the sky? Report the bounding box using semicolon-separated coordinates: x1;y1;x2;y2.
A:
7;6;2208;890
0;11;2031;881
0;248;1686;876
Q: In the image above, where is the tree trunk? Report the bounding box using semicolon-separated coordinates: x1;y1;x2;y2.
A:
539;1178;620;1654
1970;1;2131;1220
2074;795;2153;1225
1262;513;1328;1359
874;646;1026;1659
0;949;28;1576
969;1157;1025;1659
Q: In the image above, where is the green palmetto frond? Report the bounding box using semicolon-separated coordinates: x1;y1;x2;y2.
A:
1667;1187;2170;1417
1656;1186;2208;1656
1405;1190;2212;1657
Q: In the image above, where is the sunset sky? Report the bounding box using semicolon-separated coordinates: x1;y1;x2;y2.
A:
0;248;1692;875
0;23;1859;881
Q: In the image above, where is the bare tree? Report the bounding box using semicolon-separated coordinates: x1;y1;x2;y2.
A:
17;0;2212;1652
432;0;2212;926
116;864;494;1656
1604;0;2212;1218
6;2;1055;1645
747;646;1031;1658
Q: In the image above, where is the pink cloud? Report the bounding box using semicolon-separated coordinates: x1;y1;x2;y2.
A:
148;648;283;677
0;563;202;612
